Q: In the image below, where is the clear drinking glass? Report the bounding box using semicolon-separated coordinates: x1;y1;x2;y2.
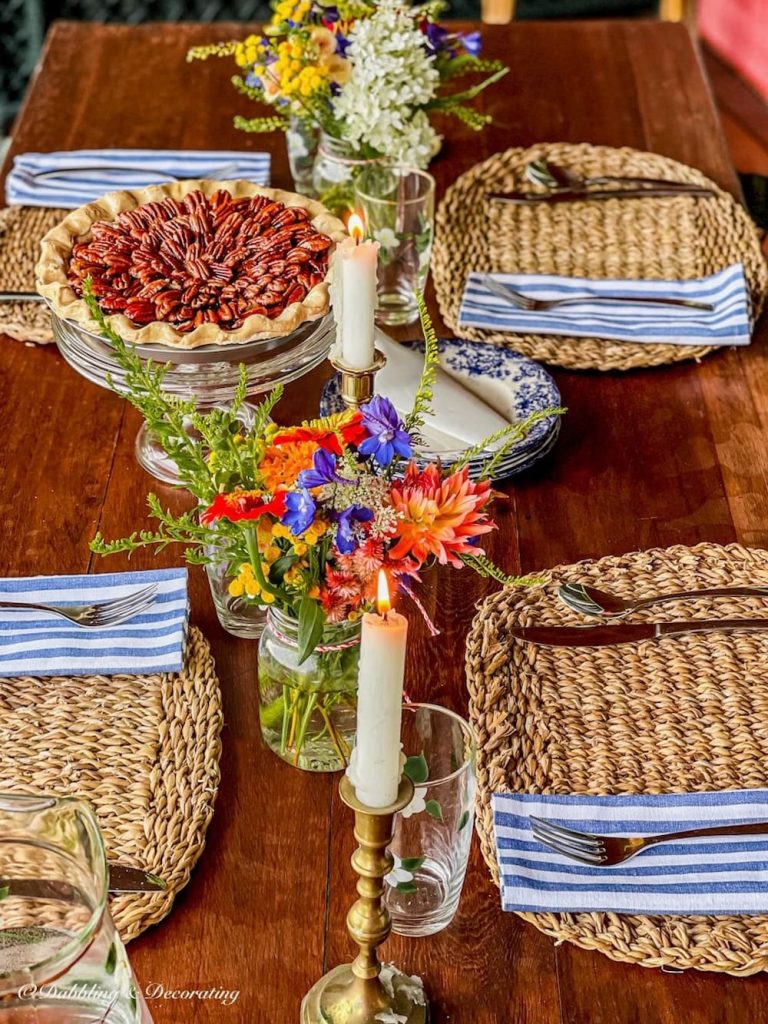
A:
204;545;267;640
0;792;152;1023
354;166;436;326
384;703;476;937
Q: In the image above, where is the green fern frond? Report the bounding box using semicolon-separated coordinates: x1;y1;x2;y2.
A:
459;553;543;587
186;41;239;62
234;114;290;134
442;105;492;131
450;408;566;475
404;292;441;435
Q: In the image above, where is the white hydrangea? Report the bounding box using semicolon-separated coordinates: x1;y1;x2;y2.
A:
333;0;440;167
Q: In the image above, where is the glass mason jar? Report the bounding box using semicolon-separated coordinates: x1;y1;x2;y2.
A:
258;607;360;773
285;116;320;196
204;543;266;640
0;792;152;1023
311;132;382;214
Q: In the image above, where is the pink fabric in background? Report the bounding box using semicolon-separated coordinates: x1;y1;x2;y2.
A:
699;0;768;100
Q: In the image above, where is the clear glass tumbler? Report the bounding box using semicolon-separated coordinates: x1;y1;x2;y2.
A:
0;792;152;1023
384;703;476;937
354;166;436;326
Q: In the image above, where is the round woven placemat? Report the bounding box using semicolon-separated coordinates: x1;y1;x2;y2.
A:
466;542;768;974
0;206;66;344
0;626;223;942
433;143;768;371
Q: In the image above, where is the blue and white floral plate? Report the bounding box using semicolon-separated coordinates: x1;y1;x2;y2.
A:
321;338;562;482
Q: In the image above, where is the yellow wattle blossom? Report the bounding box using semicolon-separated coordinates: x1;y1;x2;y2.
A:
228;563;261;599
292;541;309;556
271;522;293;541
263;545;282;564
234;33;266;69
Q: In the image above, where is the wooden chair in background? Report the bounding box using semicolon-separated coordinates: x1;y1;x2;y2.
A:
481;0;694;25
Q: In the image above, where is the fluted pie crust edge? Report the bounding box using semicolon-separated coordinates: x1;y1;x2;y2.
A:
35;179;347;349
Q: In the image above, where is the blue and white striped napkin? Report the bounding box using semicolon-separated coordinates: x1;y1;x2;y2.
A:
5;149;271;208
493;790;768;915
0;569;189;678
459;265;752;347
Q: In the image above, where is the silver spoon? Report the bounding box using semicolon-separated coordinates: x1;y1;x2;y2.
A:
525;158;710;195
558;581;768;618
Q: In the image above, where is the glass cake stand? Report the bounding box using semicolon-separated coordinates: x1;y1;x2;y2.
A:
50;310;336;483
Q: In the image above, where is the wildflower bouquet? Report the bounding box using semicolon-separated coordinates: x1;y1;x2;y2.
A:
87;286;561;768
188;0;508;170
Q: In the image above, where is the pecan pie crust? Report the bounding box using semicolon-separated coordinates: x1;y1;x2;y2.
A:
36;180;347;349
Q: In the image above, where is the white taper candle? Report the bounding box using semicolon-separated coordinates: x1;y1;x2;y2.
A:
351;571;408;807
336;213;379;370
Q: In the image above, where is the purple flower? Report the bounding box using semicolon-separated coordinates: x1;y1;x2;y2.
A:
334;506;374;555
459;31;482;57
424;23;448;54
298;449;356;490
358;396;413;468
245;72;262;89
282;488;316;536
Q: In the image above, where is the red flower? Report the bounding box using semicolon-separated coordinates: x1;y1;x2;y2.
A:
272;411;367;455
201;489;287;525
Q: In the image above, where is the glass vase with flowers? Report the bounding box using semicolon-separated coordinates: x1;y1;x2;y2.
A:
84;284;563;772
188;1;509;214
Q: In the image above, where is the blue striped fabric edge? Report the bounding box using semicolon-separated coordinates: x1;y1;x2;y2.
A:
491;790;768;915
458;265;752;346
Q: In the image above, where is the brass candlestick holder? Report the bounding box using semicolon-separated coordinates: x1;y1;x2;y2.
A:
300;775;429;1024
330;349;387;409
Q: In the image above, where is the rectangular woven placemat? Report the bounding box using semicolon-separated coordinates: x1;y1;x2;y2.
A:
0;206;66;344
0;626;222;942
466;542;768;975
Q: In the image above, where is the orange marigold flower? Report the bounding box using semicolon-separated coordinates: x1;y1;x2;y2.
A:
201;489;287;525
271;410;366;455
260;439;318;492
387;464;495;568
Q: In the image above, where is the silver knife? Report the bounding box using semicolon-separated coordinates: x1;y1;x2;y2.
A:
0;865;166;902
109;863;167;893
487;186;716;204
510;619;768;648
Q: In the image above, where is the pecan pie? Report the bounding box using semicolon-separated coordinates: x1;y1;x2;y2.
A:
36;180;347;348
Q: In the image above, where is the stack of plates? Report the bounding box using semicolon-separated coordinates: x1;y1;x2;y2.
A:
321;338;561;482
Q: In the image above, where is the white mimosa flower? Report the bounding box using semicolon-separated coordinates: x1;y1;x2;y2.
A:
374;227;399;250
400;785;427;818
385;853;414;888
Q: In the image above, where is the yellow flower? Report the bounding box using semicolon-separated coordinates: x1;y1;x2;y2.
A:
308;584;320;599
272;522;292;540
261;591;276;605
228;578;245;598
293;541;308;556
264;545;282;564
285;566;303;586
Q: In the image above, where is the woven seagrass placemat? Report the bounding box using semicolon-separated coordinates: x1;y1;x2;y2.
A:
466;542;768;974
0;206;66;344
0;626;223;942
433;143;768;371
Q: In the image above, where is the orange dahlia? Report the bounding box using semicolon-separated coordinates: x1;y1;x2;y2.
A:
387;464;495;568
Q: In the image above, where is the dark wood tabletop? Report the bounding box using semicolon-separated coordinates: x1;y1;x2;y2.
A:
2;17;767;1024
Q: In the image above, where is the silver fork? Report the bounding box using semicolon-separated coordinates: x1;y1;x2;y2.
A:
530;815;768;866
0;583;158;628
30;161;240;182
481;275;715;312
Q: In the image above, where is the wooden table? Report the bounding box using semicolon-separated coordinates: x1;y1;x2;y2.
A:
2;18;767;1024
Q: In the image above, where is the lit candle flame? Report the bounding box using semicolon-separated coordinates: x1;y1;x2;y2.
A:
348;213;365;243
376;569;391;616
